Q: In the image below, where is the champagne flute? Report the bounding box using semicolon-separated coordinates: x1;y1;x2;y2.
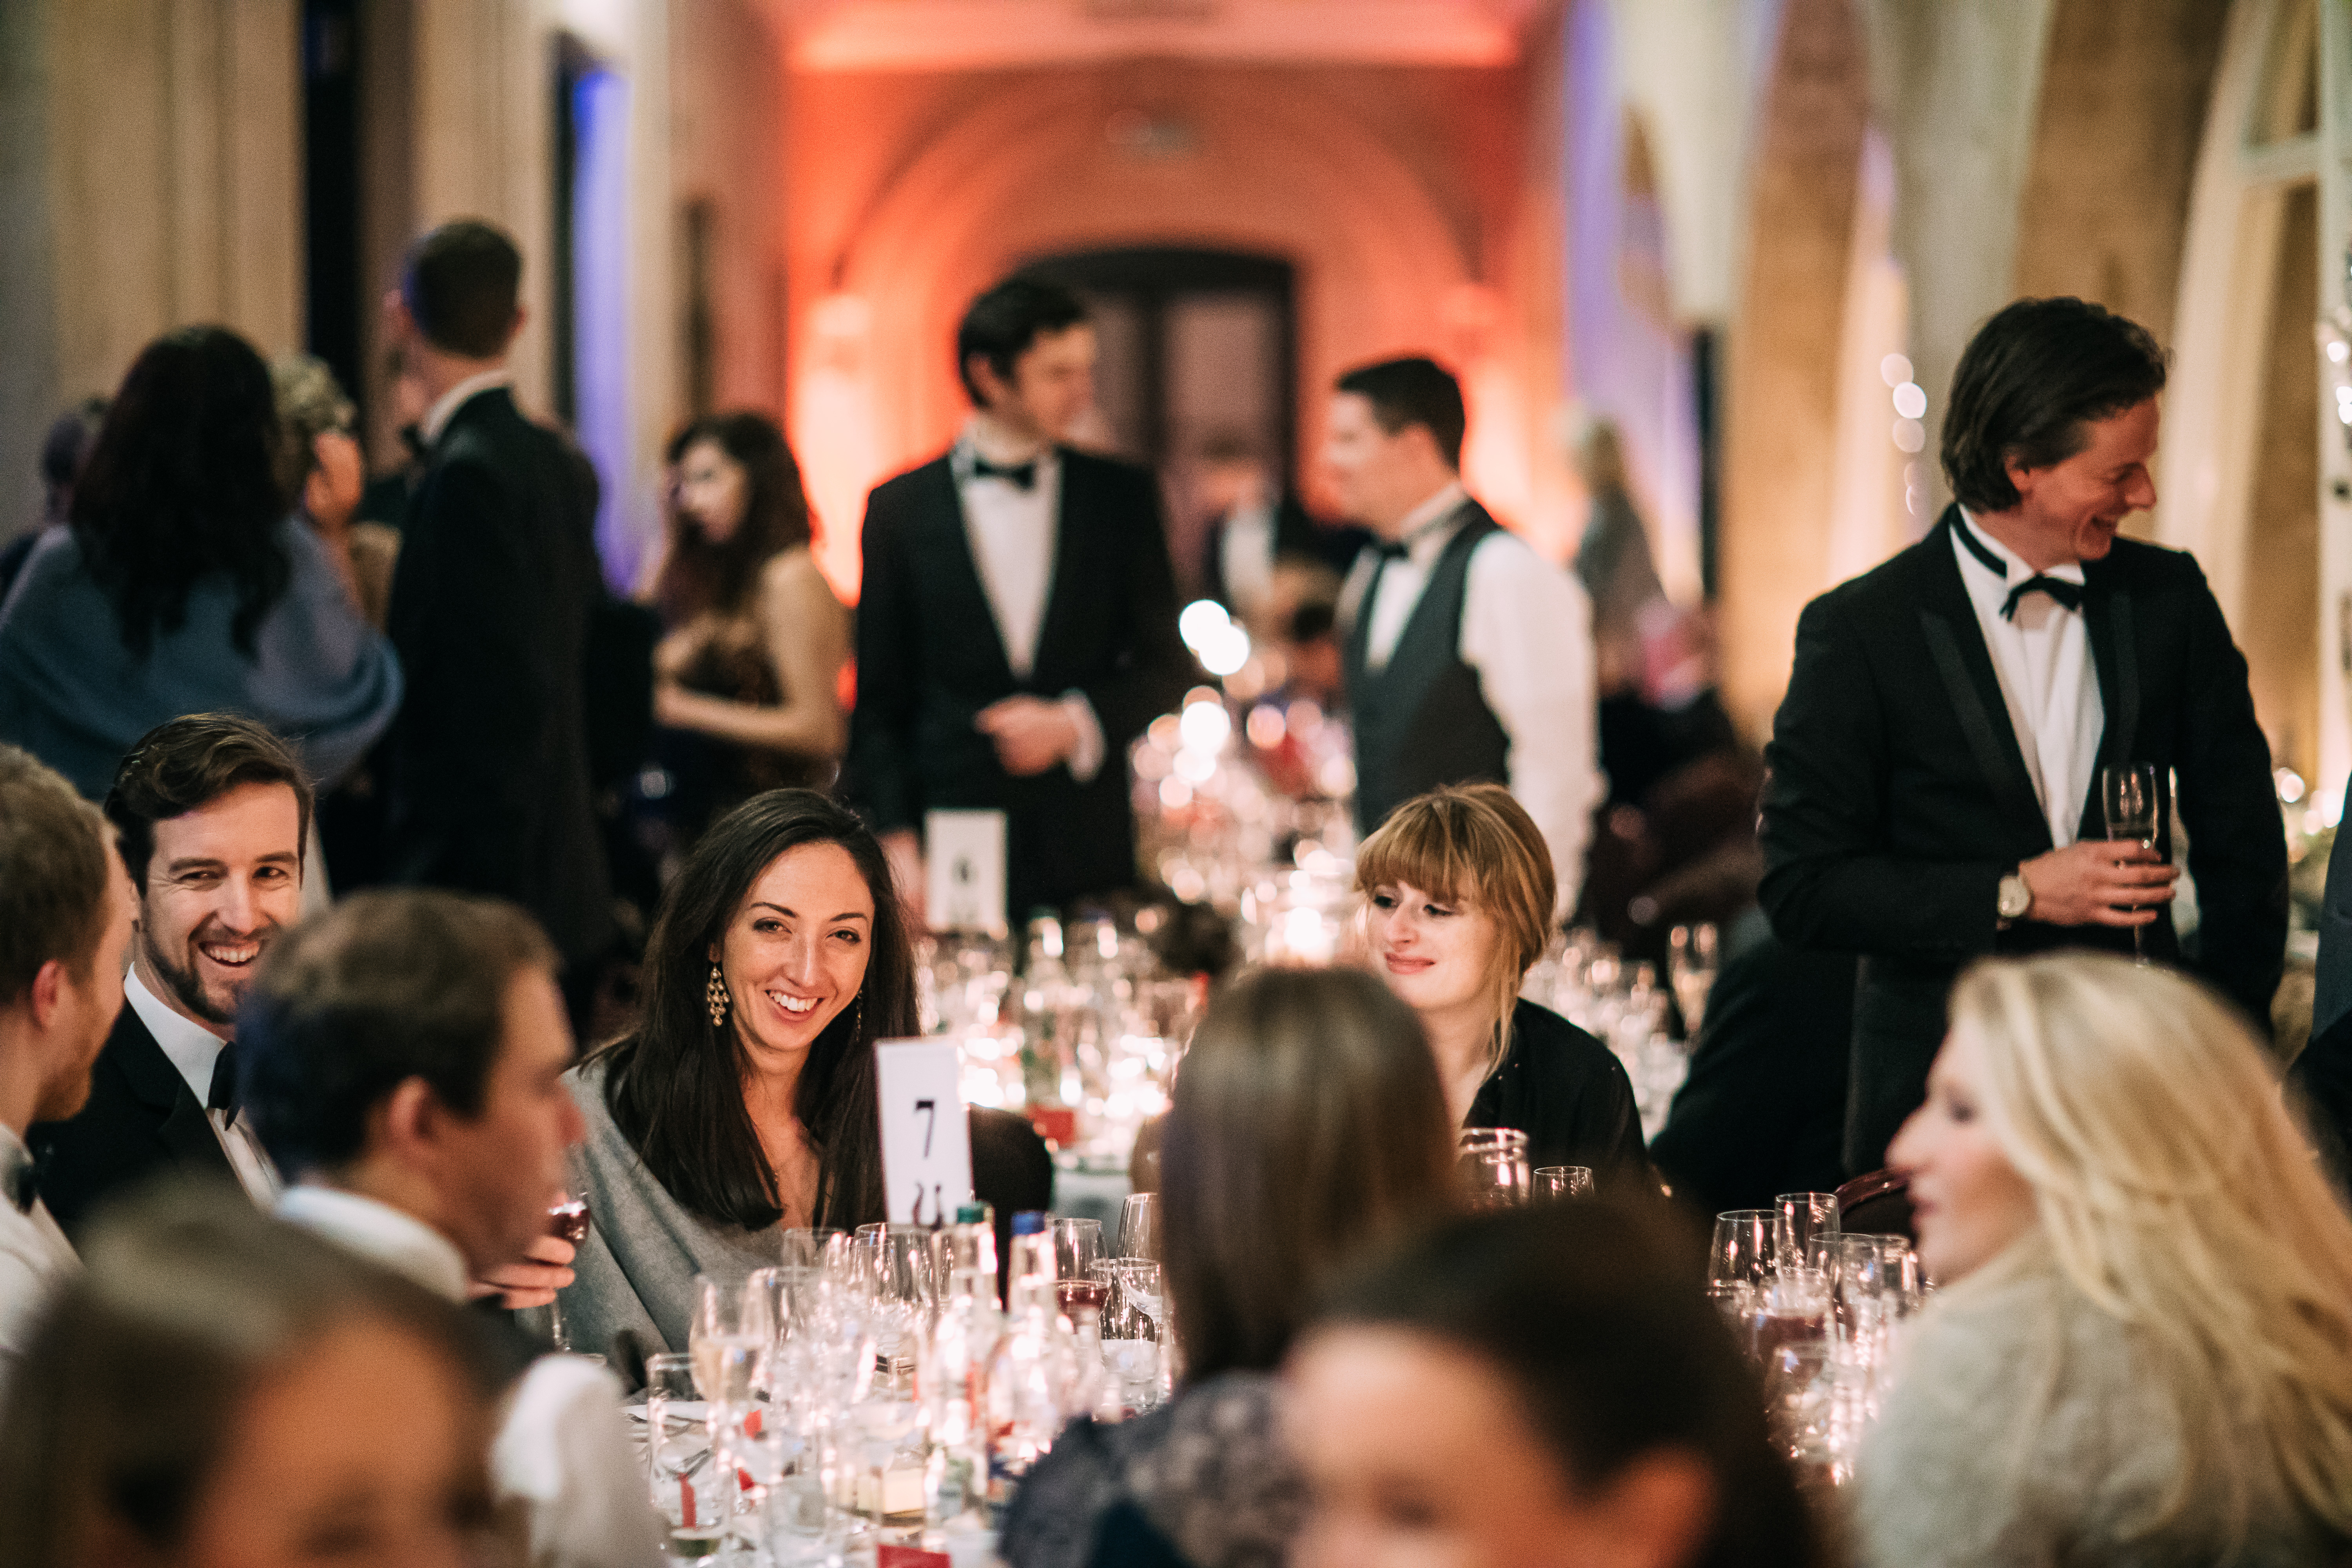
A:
1668;923;1720;1039
545;1146;592;1352
1115;1192;1159;1259
2101;762;2160;965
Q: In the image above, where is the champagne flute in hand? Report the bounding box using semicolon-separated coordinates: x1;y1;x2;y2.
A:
2100;763;2161;965
545;1147;592;1352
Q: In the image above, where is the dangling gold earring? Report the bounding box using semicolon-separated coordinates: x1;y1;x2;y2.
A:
706;962;730;1027
851;993;864;1041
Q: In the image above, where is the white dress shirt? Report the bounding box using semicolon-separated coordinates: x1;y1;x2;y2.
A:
0;1123;77;1390
1342;484;1604;913
1951;510;2104;848
281;1184;664;1568
951;424;1105;782
125;969;281;1206
419;368;513;446
1217;498;1279;624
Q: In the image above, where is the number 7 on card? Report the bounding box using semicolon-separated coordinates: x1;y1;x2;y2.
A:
874;1038;974;1225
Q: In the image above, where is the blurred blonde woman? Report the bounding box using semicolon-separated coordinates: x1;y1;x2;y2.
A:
1357;782;1651;1190
1858;953;2352;1566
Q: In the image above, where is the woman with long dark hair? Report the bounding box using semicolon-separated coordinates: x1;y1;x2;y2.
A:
643;412;848;851
0;325;401;802
1001;966;1458;1568
562;788;1048;1356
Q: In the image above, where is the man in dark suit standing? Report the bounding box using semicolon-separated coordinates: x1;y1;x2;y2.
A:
1191;431;1365;626
33;714;310;1234
850;277;1189;925
380;221;611;1002
1761;297;2286;1176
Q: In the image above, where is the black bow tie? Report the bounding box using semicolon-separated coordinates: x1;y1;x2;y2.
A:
5;1143;47;1214
969;455;1038;492
2002;574;2084;620
1371;539;1411;563
207;1043;240;1115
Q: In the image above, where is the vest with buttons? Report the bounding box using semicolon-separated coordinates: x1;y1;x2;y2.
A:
1345;509;1512;835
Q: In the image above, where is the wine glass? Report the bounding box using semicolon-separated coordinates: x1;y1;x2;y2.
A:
1458;1128;1532;1209
1051;1218;1106;1316
1710;1209;1784;1299
545;1147;592;1352
1532;1165;1595;1200
2101;762;2161;964
1776;1191;1840;1272
689;1274;773;1403
1668;923;1720;1038
1115;1192;1159;1259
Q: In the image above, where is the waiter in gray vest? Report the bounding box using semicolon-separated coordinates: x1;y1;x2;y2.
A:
1327;356;1602;914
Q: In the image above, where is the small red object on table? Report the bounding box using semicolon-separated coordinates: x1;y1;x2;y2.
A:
877;1546;950;1568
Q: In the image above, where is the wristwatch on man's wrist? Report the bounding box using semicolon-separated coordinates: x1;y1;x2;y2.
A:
1997;866;2034;924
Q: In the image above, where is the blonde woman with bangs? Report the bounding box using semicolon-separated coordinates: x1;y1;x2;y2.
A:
1857;952;2352;1567
1356;782;1651;1191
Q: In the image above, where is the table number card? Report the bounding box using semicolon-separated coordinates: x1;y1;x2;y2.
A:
875;1038;974;1226
924;808;1007;935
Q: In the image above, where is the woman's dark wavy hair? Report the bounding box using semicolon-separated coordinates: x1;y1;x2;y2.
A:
653;412;814;625
70;326;292;659
593;789;911;1230
1312;1202;1822;1568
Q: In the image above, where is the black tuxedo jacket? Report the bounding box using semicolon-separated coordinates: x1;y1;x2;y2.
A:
1760;508;2286;1172
848;448;1190;919
1197;494;1360;610
29;1003;238;1239
383;387;612;965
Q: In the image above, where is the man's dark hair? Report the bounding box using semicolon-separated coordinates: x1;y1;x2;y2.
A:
402;220;524;359
71;327;291;657
105;714;314;894
240;889;557;1177
1334;356;1467;470
1941;296;2168;513
956;276;1089;405
0;746;114;1006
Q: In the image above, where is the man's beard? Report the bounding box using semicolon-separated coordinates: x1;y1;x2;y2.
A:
142;920;268;1028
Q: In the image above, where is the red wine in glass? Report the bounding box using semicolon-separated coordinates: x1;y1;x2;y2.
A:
549;1197;591;1246
1054;1279;1109;1314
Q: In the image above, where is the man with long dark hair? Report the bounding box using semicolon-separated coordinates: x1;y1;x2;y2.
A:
849;276;1189;924
379;220;613;1009
1760;297;2284;1175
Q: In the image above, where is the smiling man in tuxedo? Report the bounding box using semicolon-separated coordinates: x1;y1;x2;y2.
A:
31;713;309;1233
1761;297;2285;1176
850;276;1189;924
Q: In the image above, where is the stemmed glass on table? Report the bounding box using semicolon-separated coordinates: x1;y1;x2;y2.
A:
1668;922;1720;1039
2101;763;2160;964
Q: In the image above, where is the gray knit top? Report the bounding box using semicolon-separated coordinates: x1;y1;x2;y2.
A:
561;1059;782;1358
1854;1241;2340;1567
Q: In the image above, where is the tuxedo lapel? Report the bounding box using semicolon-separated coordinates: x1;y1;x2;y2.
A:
1030;449;1089;690
2076;566;2142;842
1916;512;2051;848
927;462;1019;690
111;1009;235;1176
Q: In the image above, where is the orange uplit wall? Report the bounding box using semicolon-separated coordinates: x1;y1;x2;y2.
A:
780;52;1574;597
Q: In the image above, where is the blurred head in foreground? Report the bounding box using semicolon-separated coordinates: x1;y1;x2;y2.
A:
0;1189;504;1568
1159;965;1456;1381
1288;1202;1816;1568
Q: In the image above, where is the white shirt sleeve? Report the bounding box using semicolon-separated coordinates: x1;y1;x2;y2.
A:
493;1354;666;1568
1458;533;1601;916
1059;691;1107;784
